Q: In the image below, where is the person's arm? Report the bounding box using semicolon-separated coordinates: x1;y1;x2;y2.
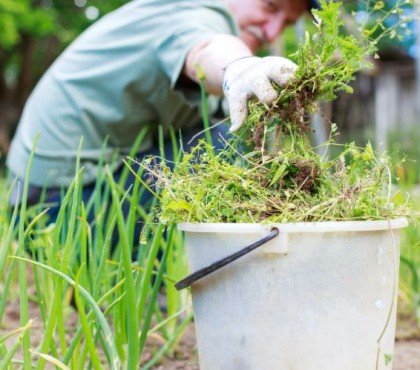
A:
184;34;252;95
183;34;297;132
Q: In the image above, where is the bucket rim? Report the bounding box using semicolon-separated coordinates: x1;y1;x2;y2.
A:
178;217;409;233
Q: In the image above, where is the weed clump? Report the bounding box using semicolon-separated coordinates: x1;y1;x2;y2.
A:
141;1;411;225
144;134;409;224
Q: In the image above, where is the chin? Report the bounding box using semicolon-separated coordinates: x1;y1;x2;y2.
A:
241;34;262;53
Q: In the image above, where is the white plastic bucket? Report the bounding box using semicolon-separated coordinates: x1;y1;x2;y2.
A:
178;218;408;370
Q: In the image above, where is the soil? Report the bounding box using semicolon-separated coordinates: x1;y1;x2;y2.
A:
394;341;420;370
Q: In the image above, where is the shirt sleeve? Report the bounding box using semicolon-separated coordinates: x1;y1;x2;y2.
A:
153;3;238;87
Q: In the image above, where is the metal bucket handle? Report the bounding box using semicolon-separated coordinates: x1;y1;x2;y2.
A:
174;227;279;290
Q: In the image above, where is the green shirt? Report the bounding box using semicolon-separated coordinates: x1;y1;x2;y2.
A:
7;0;238;187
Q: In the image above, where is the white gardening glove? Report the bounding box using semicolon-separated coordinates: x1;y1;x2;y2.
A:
223;56;297;132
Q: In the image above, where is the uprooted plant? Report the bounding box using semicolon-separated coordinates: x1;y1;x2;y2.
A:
139;0;413;225
240;0;413;149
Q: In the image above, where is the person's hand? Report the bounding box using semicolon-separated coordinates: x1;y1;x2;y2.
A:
223;56;297;132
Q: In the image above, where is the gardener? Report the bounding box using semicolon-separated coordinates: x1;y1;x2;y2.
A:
7;0;319;226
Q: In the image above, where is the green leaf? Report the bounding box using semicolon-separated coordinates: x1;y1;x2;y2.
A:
270;163;288;187
384;353;392;366
167;199;191;211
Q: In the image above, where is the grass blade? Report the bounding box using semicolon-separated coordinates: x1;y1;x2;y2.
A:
74;268;104;370
143;312;193;370
17;133;41;370
30;351;71;370
0;320;33;369
12;256;120;370
63;279;125;365
108;165;141;368
139;225;175;354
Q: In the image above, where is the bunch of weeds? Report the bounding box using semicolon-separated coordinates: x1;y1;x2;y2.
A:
239;0;412;147
149;127;410;224
145;0;413;225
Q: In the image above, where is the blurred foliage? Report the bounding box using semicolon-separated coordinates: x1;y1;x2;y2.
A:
389;125;420;186
356;0;416;58
0;0;128;50
0;0;129;96
0;0;129;155
282;0;416;59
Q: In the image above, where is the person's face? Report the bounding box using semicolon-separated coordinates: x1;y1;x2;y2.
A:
224;0;308;52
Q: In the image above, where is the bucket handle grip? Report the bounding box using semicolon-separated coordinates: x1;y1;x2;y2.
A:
174;227;279;290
